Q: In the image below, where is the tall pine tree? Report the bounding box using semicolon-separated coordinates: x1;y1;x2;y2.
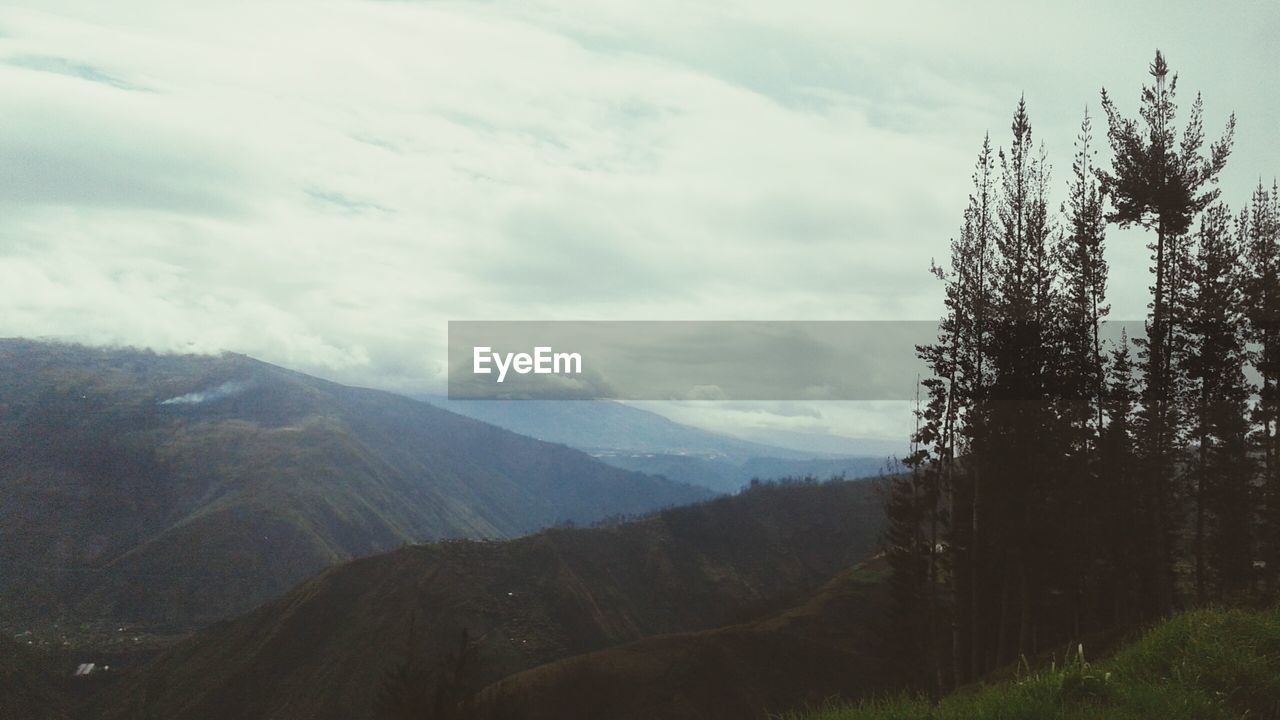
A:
1185;203;1254;600
1242;182;1280;597
1098;49;1236;615
1054;110;1111;634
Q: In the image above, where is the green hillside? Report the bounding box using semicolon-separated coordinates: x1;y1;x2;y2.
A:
791;607;1280;720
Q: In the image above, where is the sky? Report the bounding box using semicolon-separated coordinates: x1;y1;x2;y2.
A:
1;1;1277;447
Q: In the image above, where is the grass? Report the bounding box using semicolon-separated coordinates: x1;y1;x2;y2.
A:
786;606;1280;720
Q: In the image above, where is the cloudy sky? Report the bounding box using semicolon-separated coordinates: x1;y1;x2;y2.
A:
1;1;1277;446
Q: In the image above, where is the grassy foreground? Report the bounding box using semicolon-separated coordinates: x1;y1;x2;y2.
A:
788;607;1280;720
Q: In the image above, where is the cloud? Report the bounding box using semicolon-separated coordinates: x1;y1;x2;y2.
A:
630;399;916;446
8;55;150;91
0;0;1274;421
0;68;257;214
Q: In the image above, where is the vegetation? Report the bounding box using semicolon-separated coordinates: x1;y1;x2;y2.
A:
788;606;1280;720
377;625;481;720
464;562;894;720
99;477;885;720
9;48;1279;720
885;48;1273;698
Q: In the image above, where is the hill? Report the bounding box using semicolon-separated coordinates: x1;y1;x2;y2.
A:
100;478;886;720
466;561;895;720
0;340;708;634
790;606;1280;720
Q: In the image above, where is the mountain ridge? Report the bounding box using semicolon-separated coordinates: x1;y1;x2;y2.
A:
435;399;819;461
0;339;709;633
438;399;897;493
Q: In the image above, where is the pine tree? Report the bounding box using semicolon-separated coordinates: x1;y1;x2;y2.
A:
884;52;1263;696
1185;203;1254;600
1098;49;1236;616
882;459;931;685
1242;182;1280;597
885;386;944;696
1059;110;1110;448
1098;331;1141;624
986;98;1059;663
1054;110;1111;634
950;135;996;684
885;59;1251;688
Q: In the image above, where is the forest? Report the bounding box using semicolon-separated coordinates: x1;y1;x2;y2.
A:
884;49;1277;697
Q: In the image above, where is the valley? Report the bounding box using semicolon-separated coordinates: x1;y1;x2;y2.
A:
96;478;886;720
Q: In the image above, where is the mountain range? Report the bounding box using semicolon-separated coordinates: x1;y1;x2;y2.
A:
0;340;708;633
435;399;818;462
440;399;895;494
2;339;895;720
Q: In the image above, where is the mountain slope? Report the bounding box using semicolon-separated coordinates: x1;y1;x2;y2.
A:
101;479;886;720
0;636;70;720
467;561;894;720
0;340;708;630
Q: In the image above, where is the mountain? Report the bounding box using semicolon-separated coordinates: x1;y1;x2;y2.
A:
435;399;816;461
100;478;886;720
724;427;907;459
438;399;896;494
0;340;708;633
467;561;894;720
596;453;892;494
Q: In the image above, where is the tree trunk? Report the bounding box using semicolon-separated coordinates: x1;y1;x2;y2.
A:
1150;220;1175;617
1017;560;1031;660
1195;424;1207;605
970;470;982;679
994;565;1010;670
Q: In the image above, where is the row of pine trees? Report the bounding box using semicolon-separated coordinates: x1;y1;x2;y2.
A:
884;50;1280;696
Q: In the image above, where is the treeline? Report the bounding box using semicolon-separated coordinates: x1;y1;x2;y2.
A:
884;50;1279;696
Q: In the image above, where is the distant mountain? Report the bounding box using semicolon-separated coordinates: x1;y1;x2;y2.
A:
100;479;886;720
437;399;896;493
725;427;908;459
596;453;892;494
435;399;815;461
0;340;708;633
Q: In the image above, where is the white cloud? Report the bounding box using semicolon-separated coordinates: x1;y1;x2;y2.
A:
0;0;1275;435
